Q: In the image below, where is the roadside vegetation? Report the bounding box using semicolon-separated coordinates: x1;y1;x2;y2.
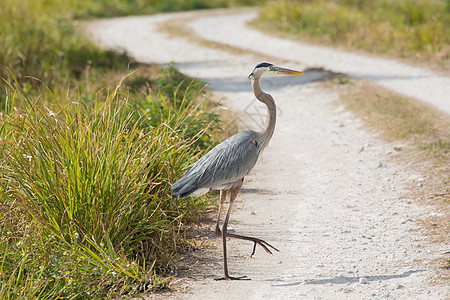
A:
255;0;450;72
71;0;259;18
0;71;218;298
0;0;256;298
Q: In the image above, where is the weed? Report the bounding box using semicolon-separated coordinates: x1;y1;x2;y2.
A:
0;71;218;297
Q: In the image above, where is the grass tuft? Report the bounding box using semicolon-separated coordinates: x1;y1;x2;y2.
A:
0;70;219;298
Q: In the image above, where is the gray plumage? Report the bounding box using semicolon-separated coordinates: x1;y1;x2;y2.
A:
172;130;262;198
171;62;295;199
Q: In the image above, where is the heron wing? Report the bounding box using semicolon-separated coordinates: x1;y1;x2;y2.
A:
172;130;260;197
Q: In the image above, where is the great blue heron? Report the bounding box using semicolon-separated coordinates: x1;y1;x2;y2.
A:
172;62;304;280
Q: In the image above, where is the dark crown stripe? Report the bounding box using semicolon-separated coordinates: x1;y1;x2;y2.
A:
255;62;273;68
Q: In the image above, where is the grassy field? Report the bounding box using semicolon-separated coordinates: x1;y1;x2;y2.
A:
0;0;258;298
255;0;450;72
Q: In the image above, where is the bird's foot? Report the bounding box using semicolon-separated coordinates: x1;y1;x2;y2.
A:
225;232;279;256
249;238;279;257
214;275;250;281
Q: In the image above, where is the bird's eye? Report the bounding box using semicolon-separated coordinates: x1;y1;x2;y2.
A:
269;66;273;70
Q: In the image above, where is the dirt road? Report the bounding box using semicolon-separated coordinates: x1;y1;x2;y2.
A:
85;9;448;299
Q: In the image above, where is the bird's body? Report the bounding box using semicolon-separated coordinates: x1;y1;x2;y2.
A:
172;129;261;197
172;62;303;280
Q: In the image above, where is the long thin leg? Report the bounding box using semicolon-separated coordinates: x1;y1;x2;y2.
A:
215;182;279;280
214;190;228;236
218;187;278;257
215;182;248;280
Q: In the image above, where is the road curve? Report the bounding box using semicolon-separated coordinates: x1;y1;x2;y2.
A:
188;10;450;116
85;8;448;300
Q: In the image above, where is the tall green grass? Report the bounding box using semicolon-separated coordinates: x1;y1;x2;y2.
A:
132;63;221;150
0;0;243;297
0;70;217;297
256;0;450;70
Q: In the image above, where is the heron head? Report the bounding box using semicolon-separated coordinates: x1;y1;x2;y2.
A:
248;62;304;79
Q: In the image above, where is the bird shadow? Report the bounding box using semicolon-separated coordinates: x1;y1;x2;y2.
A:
269;269;426;287
240;188;277;195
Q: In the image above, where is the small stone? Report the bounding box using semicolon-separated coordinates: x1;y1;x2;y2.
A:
316;263;324;267
430;211;443;217
359;277;369;284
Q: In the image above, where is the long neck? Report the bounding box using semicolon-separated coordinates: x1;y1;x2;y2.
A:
252;77;276;150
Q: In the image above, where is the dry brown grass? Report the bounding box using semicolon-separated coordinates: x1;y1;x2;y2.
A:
338;80;449;141
255;0;450;75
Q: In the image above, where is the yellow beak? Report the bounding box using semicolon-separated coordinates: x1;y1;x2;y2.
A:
275;66;304;75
